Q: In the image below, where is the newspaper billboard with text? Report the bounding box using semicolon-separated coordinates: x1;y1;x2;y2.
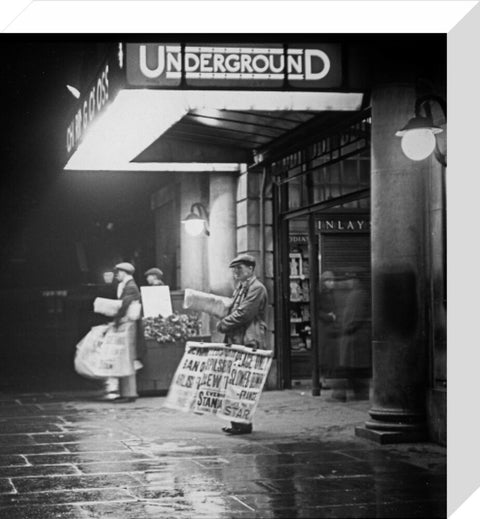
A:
165;342;273;424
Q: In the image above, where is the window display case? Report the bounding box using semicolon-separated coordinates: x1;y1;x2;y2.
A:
288;238;311;356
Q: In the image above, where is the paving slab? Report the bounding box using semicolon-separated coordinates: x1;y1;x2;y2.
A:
0;389;446;518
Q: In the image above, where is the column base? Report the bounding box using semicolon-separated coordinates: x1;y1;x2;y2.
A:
355;406;429;444
355;425;428;444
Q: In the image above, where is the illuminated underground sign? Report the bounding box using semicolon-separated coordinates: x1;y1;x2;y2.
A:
126;43;342;88
66;63;110;154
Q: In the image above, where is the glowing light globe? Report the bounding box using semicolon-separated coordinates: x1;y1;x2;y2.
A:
400;129;437;161
183;218;206;236
396;114;443;162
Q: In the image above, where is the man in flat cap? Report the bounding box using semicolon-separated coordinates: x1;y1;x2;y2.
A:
111;262;142;403
144;267;165;286
217;253;268;435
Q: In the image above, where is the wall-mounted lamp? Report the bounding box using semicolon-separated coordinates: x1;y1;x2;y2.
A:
396;94;446;166
182;202;210;237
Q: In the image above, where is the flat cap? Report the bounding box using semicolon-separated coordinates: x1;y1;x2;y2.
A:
114;262;135;274
321;271;335;281
229;254;256;268
144;267;163;278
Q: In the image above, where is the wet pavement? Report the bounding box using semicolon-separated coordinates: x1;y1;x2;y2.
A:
0;389;446;518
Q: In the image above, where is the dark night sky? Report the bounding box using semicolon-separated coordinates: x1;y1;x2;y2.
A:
0;37;171;289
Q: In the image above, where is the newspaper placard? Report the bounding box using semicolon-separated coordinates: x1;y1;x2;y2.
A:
140;285;173;318
165;342;273;424
74;322;135;379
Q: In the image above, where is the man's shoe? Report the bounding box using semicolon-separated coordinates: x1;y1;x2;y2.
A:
112;397;137;403
228;428;252;435
222;424;252;435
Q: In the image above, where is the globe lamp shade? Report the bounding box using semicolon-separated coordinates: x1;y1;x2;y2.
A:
400;129;437;161
396;115;443;161
182;214;206;236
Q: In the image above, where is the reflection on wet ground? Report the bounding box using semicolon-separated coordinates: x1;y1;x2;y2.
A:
0;391;446;518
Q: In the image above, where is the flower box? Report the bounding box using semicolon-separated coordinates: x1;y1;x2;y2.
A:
142;312;202;344
137;336;210;395
137;300;207;395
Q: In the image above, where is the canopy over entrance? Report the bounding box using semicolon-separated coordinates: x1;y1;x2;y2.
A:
64;89;364;172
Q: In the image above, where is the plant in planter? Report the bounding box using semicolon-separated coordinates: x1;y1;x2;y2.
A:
143;312;202;344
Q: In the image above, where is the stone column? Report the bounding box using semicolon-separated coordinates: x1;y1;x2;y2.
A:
355;84;429;443
207;173;237;342
208;173;237;296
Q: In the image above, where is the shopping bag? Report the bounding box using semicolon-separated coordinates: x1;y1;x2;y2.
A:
93;297;121;316
74;323;135;379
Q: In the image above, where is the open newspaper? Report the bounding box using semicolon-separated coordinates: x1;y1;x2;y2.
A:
183;289;233;318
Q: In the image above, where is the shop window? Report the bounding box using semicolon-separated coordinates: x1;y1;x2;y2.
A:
282;149;371;214
287;222;372;381
312;150;370;209
288;231;312;378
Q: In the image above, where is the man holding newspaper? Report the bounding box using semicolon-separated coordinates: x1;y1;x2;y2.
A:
75;262;142;403
111;262;142;402
216;254;268;435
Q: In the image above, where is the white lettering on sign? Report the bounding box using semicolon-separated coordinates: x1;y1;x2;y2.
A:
137;45;331;81
304;49;331;80
66;64;110;154
318;219;371;232
289;235;308;243
139;44;164;78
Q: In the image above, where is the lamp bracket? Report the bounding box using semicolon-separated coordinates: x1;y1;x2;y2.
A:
434;143;447;168
415;94;447;120
416;94;447;167
190;202;209;220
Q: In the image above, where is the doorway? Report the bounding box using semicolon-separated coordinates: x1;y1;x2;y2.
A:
271;109;372;388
